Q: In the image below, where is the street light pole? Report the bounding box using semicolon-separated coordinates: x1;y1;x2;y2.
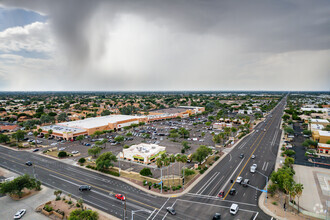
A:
256;170;269;204
160;168;163;193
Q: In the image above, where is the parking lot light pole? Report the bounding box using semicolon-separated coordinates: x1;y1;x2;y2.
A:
256;170;269;204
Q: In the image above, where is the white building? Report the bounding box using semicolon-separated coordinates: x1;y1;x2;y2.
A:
119;143;166;164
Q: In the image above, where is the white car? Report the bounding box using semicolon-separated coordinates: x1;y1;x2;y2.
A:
14;209;26;219
71;151;79;154
59;147;66;151
236;176;243;184
230;204;239;215
51;143;58;146
252;164;257;169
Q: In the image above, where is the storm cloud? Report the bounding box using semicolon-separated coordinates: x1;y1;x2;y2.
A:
0;0;329;91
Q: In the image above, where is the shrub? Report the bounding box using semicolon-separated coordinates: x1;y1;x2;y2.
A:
214;156;220;161
56;196;61;201
123;145;130;149
172;186;176;191
143;181;148;186
148;182;152;186
183;169;195;176
140;168;152;177
78;157;86;164
199;169;205;174
68;201;72;205
268;184;278;197
9;143;17;147
44;204;53;212
181;149;185;153
76;203;80;207
283;149;295;157
272;201;278;205
58;151;67;158
281;147;285;151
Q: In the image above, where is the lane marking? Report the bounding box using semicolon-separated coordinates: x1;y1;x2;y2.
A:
208;175;224;196
196;172;218;194
223;108;278;200
151;197;170;220
198;172;220;195
185;193;257;206
217;158;245;196
253;211;259;220
176;199;257;213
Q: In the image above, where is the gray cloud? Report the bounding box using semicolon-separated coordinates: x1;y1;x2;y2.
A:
0;0;329;91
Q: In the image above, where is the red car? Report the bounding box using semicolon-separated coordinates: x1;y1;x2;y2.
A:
218;191;224;198
115;194;125;201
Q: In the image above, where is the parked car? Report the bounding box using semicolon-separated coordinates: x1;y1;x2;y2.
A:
25;161;32;166
236;176;243;184
230;204;239;215
166;207;176;215
59;147;66;151
14;209;26;219
115;194;125;201
32;149;39;152
79;185;91;191
71;151;79;154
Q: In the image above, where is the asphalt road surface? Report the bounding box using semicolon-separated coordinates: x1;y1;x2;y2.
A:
0;96;286;220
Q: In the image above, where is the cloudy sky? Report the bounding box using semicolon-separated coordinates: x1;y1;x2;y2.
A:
0;0;329;91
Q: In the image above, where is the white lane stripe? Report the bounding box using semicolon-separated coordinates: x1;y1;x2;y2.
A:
199;172;220;195
262;161;266;171
162;199;177;220
146;209;157;220
218;158;245;195
151;197;170;220
196;172;219;194
185;193;257;207
49;174;80;186
253;212;259;220
208;175;224;196
264;162;269;171
177;199;257;213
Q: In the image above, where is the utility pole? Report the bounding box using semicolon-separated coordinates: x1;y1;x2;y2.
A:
160;168;163;193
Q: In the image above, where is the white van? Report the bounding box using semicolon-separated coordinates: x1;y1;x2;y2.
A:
230;203;239;215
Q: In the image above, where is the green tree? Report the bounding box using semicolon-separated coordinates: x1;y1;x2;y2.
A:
114;135;124;143
169;132;179;141
284;157;294;168
57;113;67;122
284;127;294;134
68;210;99;220
96;152;117;170
76;135;84;143
282;114;290;121
178;127;190;138
33;131;39;147
48;129;53;136
0;174;40;198
140;168;152;177
0;134;10;143
78;157;86;164
88;147;102;158
92;131;103;138
192;145;212;164
12;130;26;142
295;183;304;213
302;130;312;136
58;151;67;158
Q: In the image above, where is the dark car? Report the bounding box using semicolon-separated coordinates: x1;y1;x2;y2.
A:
239;154;244;159
79;185;91;191
32;149;39;152
166;207;176;215
212;213;221;220
218;191;224;198
229;188;236;195
25;161;32;166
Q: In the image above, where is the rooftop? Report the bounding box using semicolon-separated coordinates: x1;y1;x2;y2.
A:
311;119;329;123
58;115;146;129
41;124;86;134
123;143;166;157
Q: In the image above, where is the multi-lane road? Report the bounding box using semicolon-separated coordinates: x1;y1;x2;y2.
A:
0;96;286;220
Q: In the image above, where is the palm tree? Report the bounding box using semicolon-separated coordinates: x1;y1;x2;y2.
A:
33;131;38;148
169;154;176;183
163;156;170;187
156;158;163;191
180;155;187;187
295;183;304;213
175;154;182;184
